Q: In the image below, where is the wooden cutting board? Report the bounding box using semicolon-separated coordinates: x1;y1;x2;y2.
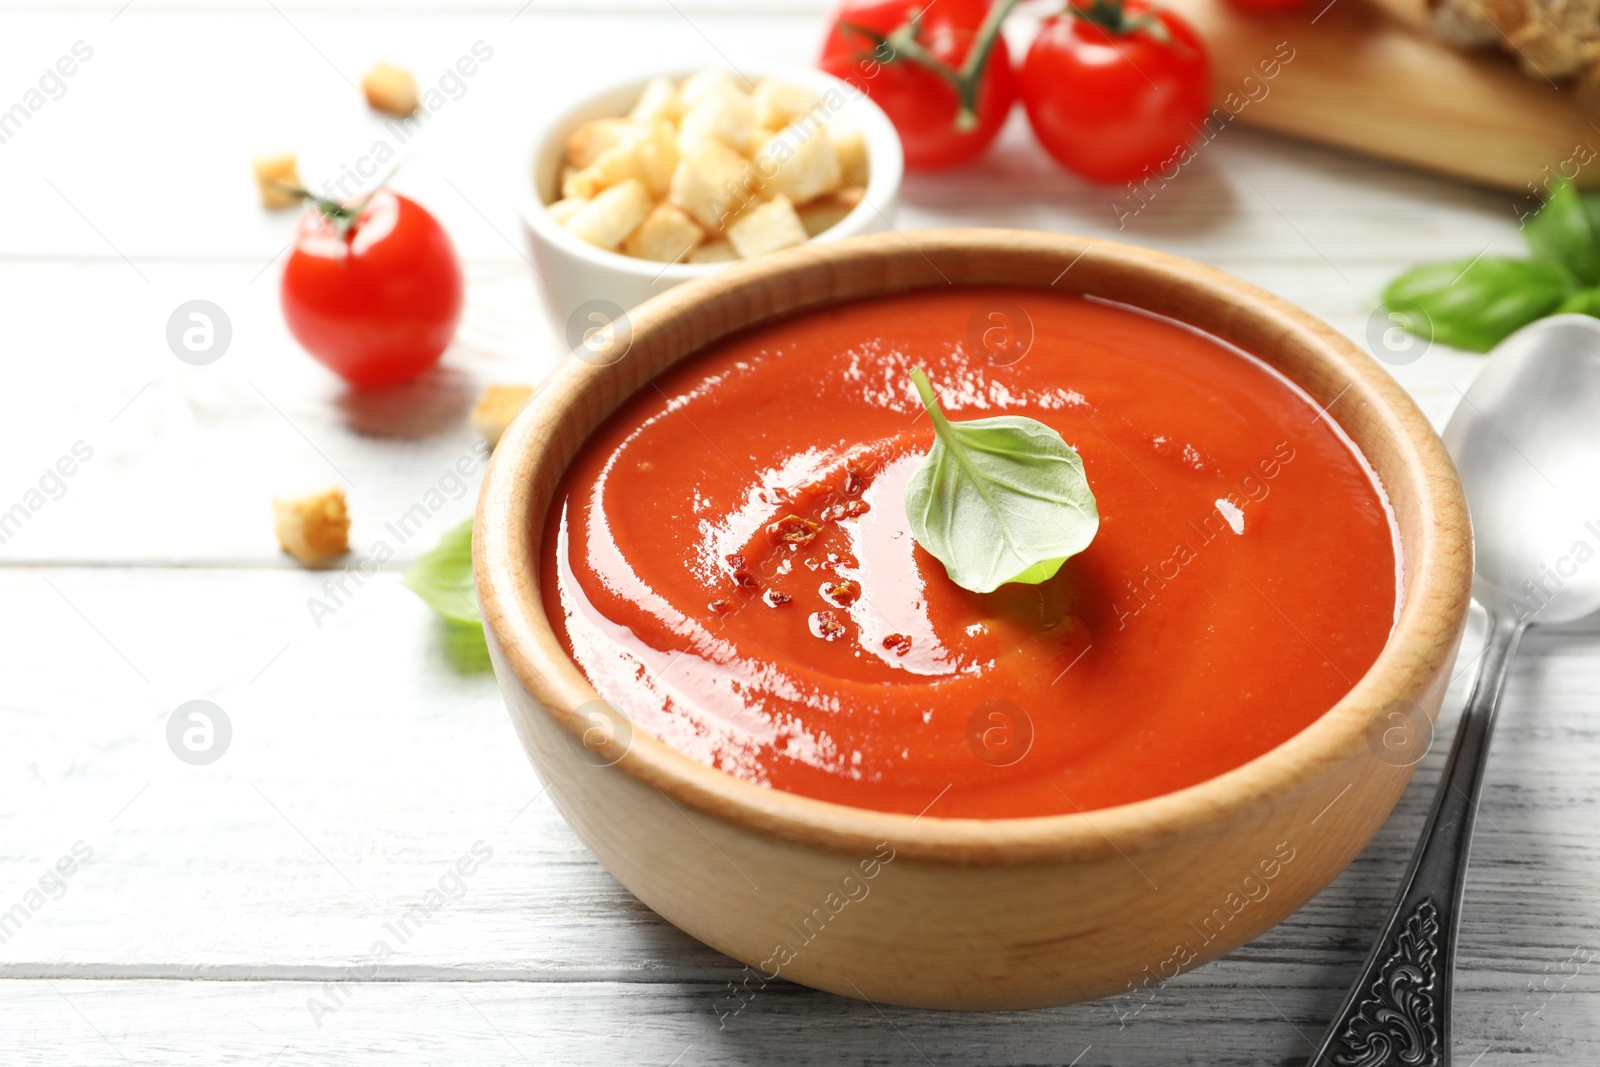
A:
1161;0;1598;192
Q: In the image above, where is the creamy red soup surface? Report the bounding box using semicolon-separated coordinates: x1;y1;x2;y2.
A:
540;287;1399;819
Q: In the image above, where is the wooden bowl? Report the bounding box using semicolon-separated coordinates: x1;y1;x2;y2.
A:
475;229;1473;1010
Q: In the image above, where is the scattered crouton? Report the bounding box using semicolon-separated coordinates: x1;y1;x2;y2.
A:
689;239;739;264
361;62;419;117
471;384;536;448
727;194;808;258
563;179;654;250
273;486;350;565
253;153;303;210
623;202;704;263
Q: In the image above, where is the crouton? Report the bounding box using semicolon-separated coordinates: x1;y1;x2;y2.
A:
689;239;739;264
629;77;680;124
678;82;758;154
545;197;587;225
622;202;704;263
551;70;868;265
753;79;822;131
563;122;678;199
471;384;536;448
563;179;654;249
624;121;680;196
727;194;808;258
678;70;737;109
253;153;303;210
831;126;870;189
361;62;419;116
668;138;759;230
755;121;843;205
564;118;641;170
273;486;350;565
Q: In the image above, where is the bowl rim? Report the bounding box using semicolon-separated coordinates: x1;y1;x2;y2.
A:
476;228;1474;866
517;63;906;283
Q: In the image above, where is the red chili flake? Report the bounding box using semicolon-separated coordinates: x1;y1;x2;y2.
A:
882;633;913;657
709;600;733;618
763;589;791;607
723;552;761;591
821;578;861;607
809;610;847;640
821;499;870;522
767;514;820;547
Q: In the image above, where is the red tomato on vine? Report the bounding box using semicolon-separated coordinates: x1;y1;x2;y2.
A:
281;189;464;389
1019;0;1211;185
819;0;1018;170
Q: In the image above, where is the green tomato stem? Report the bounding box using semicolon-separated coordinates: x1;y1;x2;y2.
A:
842;0;1022;132
272;163;400;238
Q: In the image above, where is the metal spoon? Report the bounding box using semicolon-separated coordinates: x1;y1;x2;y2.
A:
1307;314;1600;1067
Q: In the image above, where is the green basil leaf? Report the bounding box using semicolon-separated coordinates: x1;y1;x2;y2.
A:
1557;287;1600;317
1526;179;1600;284
903;367;1099;594
402;517;481;625
1382;257;1573;353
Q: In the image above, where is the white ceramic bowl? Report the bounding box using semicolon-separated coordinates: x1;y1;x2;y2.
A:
519;64;904;344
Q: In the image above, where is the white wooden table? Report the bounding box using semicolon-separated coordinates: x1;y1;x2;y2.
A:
1;2;1595;1064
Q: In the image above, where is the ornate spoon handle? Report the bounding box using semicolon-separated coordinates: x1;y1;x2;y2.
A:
1306;611;1526;1067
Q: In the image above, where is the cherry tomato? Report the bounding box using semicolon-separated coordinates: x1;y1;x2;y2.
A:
820;0;1017;170
281;189;464;389
1019;3;1211;185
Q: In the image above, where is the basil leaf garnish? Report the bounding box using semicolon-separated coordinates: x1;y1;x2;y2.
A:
1382;257;1573;353
903;367;1099;594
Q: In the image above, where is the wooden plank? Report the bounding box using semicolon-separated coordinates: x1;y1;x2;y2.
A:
3;578;1596;993
1;969;1594;1066
2;2;1596;1062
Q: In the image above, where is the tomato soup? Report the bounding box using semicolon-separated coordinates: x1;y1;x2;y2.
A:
541;288;1398;818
